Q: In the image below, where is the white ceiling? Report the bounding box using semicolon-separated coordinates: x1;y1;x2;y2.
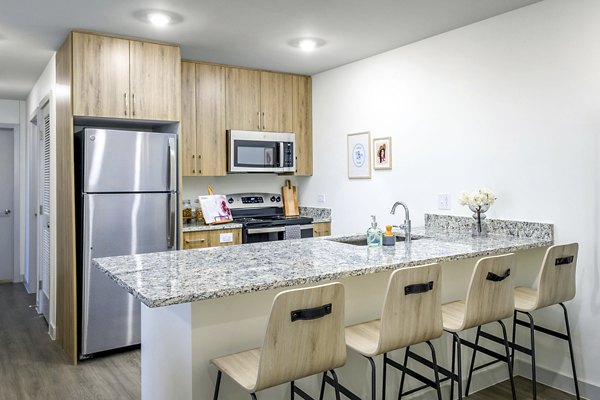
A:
0;0;542;100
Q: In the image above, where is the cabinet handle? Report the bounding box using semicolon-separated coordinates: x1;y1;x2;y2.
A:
185;239;206;243
132;93;136;116
257;112;260;130
124;93;128;116
262;112;265;130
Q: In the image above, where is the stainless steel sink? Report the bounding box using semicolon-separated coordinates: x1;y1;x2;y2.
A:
328;235;419;246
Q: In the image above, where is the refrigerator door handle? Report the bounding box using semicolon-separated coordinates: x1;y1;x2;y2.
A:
168;138;176;192
168;193;176;249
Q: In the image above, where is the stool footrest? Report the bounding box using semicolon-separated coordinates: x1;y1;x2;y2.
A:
403;350;457;382
515;315;569;341
481;328;533;356
472;358;503;372
386;355;437;389
292;384;315;400
401;383;432;397
322;374;361;400
459;336;509;363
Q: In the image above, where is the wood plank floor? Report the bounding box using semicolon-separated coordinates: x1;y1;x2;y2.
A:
0;283;140;400
0;283;578;399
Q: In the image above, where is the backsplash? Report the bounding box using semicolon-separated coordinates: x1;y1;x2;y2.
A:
424;214;554;241
182;176;302;202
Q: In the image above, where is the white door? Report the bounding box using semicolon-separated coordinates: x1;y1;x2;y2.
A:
38;103;51;321
0;128;14;282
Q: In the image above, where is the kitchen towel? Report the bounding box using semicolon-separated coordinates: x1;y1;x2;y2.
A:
284;225;302;240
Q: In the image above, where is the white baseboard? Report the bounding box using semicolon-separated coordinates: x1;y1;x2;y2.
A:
48;322;56;340
516;359;597;400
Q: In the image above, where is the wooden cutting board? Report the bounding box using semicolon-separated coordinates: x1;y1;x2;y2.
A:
282;179;299;217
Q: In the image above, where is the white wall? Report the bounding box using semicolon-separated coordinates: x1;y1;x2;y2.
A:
0;99;26;285
25;54;56;337
182;175;302;200
304;0;600;394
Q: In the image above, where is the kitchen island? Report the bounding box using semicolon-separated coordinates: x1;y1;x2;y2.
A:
94;214;553;400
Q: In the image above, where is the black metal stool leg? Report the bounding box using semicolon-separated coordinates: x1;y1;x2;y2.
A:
213;370;222;400
465;325;482;396
330;369;342;400
397;347;410;400
453;333;463;400
291;381;295;400
366;356;377;400
426;341;443;400
450;336;456;400
522;312;537;400
510;310;518;367
319;372;327;400
560;303;581;400
499;320;517;400
250;394;258;400
382;353;388;400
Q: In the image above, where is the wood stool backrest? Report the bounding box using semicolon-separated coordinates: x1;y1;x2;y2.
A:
463;253;515;331
535;243;578;310
255;282;346;392
378;263;443;354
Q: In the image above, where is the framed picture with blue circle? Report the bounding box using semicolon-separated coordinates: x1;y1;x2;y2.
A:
347;131;371;179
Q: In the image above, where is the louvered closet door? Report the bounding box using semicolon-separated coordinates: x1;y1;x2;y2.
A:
38;101;51;322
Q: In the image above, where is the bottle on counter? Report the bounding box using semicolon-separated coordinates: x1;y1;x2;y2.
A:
367;215;383;247
383;225;396;246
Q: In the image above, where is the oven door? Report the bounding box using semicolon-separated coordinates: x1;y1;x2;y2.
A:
244;225;314;243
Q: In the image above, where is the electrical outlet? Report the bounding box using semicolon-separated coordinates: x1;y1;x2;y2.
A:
438;193;451;210
317;194;326;203
220;232;233;243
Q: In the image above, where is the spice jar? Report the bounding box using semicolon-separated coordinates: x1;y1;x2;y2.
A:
182;200;192;219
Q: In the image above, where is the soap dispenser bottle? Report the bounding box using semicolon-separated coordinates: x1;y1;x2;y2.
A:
367;215;383;247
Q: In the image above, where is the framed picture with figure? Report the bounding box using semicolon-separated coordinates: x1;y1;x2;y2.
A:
373;137;392;170
347;131;371;179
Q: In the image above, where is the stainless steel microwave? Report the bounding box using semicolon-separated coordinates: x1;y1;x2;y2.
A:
227;130;295;173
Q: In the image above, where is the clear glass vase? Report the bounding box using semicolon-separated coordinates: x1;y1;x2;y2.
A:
468;204;490;237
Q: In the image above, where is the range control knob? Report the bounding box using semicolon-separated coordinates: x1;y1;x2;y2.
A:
270;196;276;202
275;196;281;202
227;198;234;204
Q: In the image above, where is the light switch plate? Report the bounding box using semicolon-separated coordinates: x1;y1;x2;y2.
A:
220;232;233;243
438;193;451;210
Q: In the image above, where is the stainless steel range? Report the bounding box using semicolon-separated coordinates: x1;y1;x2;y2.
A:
226;193;313;243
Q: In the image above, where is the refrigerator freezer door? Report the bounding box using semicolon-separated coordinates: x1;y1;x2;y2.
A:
83;128;177;193
81;193;171;356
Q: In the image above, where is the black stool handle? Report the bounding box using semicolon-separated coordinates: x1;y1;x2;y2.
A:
486;269;511;282
291;303;332;322
405;281;434;295
555;256;574;266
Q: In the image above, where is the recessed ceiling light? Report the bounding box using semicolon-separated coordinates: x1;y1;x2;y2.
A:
289;38;326;52
148;12;171;27
134;10;183;27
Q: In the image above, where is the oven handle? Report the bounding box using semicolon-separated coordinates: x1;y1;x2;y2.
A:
246;224;314;235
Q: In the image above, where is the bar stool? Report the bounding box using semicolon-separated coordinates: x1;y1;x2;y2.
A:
321;263;444;400
211;282;346;400
509;243;580;400
441;253;517;400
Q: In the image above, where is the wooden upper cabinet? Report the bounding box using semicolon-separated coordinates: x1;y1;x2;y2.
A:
181;62;197;176
260;72;293;132
225;67;261;131
196;64;227;176
293;75;313;176
72;32;130;118
129;41;181;121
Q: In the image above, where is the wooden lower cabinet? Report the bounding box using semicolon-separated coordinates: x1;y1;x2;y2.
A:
183;229;242;249
313;222;331;237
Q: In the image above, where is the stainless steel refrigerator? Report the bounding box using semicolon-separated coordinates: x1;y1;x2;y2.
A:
75;128;178;357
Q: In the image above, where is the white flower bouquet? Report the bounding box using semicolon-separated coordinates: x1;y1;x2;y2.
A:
459;188;497;236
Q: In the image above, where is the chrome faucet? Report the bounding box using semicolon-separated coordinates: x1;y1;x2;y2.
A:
390;201;411;242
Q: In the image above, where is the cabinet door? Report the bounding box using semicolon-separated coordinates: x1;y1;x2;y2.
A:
292;75;313;176
225;67;261;131
130;41;181;121
196;64;227;176
181;62;197;176
72;32;130;118
260;72;293;132
183;229;242;249
313;222;331;237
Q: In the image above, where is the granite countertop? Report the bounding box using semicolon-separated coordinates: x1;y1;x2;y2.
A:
94;215;553;308
183;222;243;232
